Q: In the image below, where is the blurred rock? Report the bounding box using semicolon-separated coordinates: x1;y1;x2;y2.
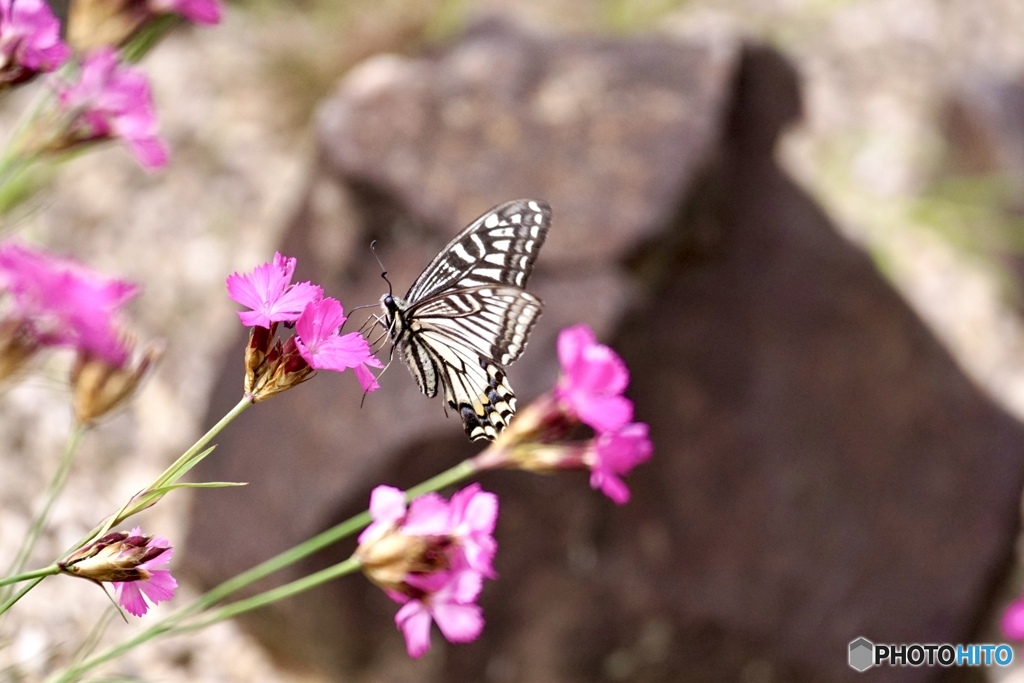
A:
186;22;1024;683
941;73;1024;308
943;74;1024;205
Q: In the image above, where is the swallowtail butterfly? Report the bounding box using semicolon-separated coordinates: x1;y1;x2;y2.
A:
381;199;551;441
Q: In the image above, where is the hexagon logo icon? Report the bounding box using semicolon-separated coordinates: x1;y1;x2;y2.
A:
849;637;874;672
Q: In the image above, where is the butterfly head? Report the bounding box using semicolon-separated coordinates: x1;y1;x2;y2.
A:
380;292;407;339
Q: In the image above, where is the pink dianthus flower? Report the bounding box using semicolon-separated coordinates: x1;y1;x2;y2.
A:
54;48;168;169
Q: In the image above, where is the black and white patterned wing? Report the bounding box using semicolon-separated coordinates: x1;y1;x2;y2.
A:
400;285;543;441
404;199;551;304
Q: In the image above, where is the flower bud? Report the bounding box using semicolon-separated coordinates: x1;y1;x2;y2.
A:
475;443;587;474
68;0;151;52
0;321;40;385
491;391;576;448
243;323;274;396
71;341;161;425
247;337;313;402
58;530;166;583
356;527;450;594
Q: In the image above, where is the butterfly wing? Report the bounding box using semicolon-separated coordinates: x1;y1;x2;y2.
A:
404;199;551;303
398;285;543;441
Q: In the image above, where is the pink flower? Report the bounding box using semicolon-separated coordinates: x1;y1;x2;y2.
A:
555;324;633;433
356;485;499;658
294;297;382;391
359;485;411;543
447;484;498;577
231;253;381;399
394;570;485;658
1003;598;1024;640
149;0;222;24
58;526;177;617
0;0;69;82
55;48;168;169
588;422;652;505
111;527;177;617
0;241;138;365
227;252;321;328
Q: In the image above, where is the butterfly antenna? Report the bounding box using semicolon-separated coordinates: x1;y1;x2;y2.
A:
370;240;394;297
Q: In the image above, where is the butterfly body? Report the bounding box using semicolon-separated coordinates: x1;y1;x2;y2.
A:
381;199;551;441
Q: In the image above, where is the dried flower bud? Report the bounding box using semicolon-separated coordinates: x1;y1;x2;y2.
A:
71;341;161;425
67;0;150;52
58;526;177;616
489;391;576;449
356;526;449;593
0;320;40;385
59;530;164;582
247;336;313;402
242;323;273;396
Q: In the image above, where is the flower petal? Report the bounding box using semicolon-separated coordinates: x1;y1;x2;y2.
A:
55;49;168;170
395;601;433;658
404;493;453;536
139;569;177;603
575;394;633;434
115;582;150;617
432;601;484;644
1003;599;1024;640
369;486;407;524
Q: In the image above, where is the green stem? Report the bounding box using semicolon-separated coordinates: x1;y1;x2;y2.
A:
175;557;362;635
48;620;174;683
49;456;484;681
178;510;372;620
153;396;252;490
178;455;479;620
0;564;59;587
0;577;43;616
87;396;253;544
0;398;251;621
405;457;479;498
0;426;86;606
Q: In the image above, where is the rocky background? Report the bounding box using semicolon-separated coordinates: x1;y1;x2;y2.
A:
4;0;1024;681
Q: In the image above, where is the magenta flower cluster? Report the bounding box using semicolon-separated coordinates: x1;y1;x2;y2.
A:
555;324;652;504
226;252;382;391
0;240;138;365
0;0;224;167
0;0;69;82
55;48;169;169
359;484;498;658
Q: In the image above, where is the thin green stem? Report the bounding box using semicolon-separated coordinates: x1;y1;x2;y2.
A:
0;564;58;587
179;510;372;620
174;557;362;635
87;396;253;544
48;455;485;681
48;620;174;683
152;396;252;491
0;398;251;621
174;456;480;621
0;577;43;616
0;426;86;605
405;457;479;499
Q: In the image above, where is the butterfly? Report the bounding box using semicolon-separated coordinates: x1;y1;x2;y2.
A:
380;199;551;441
